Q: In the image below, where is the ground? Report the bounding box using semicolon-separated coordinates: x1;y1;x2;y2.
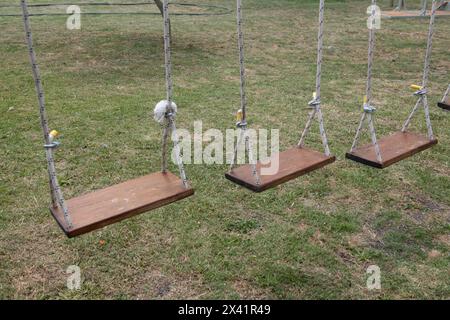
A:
0;0;449;299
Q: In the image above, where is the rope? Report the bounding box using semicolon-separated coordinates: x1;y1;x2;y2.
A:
315;0;325;103
315;0;331;157
422;0;437;88
350;113;366;152
161;0;173;174
367;113;382;162
245;133;260;185
366;0;376;106
297;0;331;157
161;0;188;188
402;96;422;131
228;0;260;185
366;0;382;162
170;120;189;187
349;0;382;163
236;0;247;124
229;127;244;172
298;109;317;148
20;0;72;228
395;0;406;10
423;94;434;139
442;84;450;103
402;0;437;140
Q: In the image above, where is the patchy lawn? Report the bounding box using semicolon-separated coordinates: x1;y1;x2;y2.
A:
0;0;449;299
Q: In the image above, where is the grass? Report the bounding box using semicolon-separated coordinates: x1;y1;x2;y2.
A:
0;0;449;299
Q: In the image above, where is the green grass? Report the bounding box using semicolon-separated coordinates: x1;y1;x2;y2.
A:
0;0;449;299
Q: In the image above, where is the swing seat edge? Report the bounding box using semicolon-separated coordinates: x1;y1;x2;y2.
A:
225;147;336;192
437;101;450;110
49;171;194;238
346;131;437;169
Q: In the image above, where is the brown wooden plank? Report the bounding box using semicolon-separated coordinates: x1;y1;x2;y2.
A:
437;97;450;110
50;171;194;237
346;131;437;169
225;147;335;192
382;10;450;19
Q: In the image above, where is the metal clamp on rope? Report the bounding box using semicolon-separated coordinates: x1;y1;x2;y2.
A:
236;120;247;128
44;141;61;149
411;85;427;96
363;103;376;113
44;130;61;149
235;109;246;127
308;99;320;108
362;95;376;113
308;92;320;108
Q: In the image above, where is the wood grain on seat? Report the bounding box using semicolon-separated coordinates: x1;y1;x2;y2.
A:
50;171;194;238
346;131;437;169
225;147;335;192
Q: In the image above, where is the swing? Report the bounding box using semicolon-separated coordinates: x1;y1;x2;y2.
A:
21;0;193;238
383;0;450;19
346;0;438;169
437;84;450;110
225;0;335;192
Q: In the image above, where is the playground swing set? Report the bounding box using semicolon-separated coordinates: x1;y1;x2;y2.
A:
19;0;445;237
20;0;193;238
383;0;450;18
225;0;335;192
346;0;439;169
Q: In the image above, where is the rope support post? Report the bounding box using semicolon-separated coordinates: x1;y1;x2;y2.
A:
20;0;72;229
161;0;189;189
297;0;331;157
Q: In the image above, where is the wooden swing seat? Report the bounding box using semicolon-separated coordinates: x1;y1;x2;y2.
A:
225;147;335;192
437;97;450;110
50;171;194;238
346;131;437;169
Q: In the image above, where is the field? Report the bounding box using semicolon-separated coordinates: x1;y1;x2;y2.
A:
0;0;449;299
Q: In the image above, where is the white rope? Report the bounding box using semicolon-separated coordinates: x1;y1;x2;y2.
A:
229;0;260;185
423;95;434;139
350;113;366;152
402;96;422;132
421;0;428;16
366;1;382;163
161;0;189;188
298;109;317;148
401;0;437;140
367;114;382;162
21;0;72;228
316;108;330;156
366;0;376;107
349;0;382;163
236;0;247;123
422;0;437;88
229;127;245;172
170;120;189;188
297;0;331;156
395;0;406;10
161;0;172;173
442;84;450;103
245;133;260;185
